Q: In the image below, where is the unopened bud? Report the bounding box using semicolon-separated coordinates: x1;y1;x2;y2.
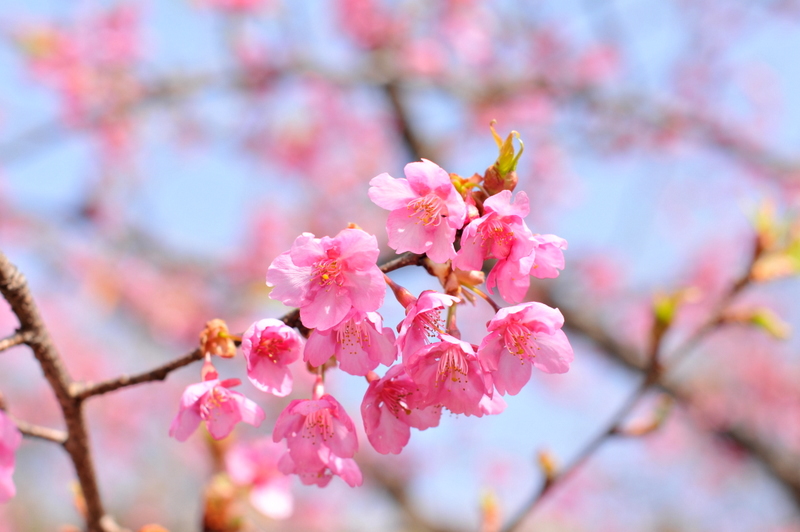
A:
619;395;673;437
725;307;791;340
480;491;501;532
70;481;87;520
202;474;240;532
385;275;417;309
751;251;800;282
139;525;170;532
484;121;523;195
537;449;558;483
200;319;237;359
652;287;700;327
455;268;486;288
753;199;781;252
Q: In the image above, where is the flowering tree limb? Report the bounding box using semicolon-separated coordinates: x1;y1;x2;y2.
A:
0;251;120;532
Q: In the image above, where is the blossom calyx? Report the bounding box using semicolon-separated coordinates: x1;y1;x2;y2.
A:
200;319;237;359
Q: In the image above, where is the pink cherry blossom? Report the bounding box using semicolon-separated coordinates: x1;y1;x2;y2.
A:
266;228;385;331
529;234;568;279
169;378;265;441
485;234;568;304
277;450;362;489
241;318;304;397
361;365;442;454
226;438;293;519
478;302;574;396
453;190;535;272
305;309;396;376
486;254;535;304
396;290;459;361
272;394;362;487
0;410;22;503
369;159;467;263
404;334;492;417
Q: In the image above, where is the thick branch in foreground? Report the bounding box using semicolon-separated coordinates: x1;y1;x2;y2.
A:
0;251;114;532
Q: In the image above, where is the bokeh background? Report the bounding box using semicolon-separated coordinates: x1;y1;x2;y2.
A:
1;0;800;530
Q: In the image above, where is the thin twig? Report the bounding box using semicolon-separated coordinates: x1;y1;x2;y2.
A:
501;379;650;532
13;417;68;445
0;330;33;353
556;299;800;508
501;254;758;532
360;457;462;532
75;348;203;401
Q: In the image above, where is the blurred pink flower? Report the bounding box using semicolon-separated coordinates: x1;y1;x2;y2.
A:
272;394;362;487
336;0;395;50
226;439;293;519
369;159;466;263
169;378;265;441
202;0;266;13
529;234;567;279
405;334;491;417
0;411;21;502
305;310;396;376
396;290;459;361
266;228;385;331
478;302;573;395
361;365;441;454
241;319;304;397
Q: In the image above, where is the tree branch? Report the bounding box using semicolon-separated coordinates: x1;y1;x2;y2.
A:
0;250;115;532
75;348;203;401
360;457;463;532
13;417;68;445
0;330;33;353
556;299;800;508
501;258;760;532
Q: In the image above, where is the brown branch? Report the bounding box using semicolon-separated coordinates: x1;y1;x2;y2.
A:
502;257;761;532
75;348;203;401
558;301;800;506
0;330;33;352
501;379;650;532
0;250;117;532
383;81;434;161
12;417;68;445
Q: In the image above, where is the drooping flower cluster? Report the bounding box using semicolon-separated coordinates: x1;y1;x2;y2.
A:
167;126;574;504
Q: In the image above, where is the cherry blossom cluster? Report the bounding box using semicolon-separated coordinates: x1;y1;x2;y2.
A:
168;128;574;508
